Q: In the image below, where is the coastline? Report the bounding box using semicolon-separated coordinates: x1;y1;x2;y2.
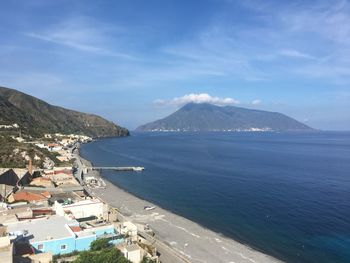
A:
77;145;282;263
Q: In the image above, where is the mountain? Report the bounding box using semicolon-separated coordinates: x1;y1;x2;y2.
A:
137;103;313;132
0;86;129;137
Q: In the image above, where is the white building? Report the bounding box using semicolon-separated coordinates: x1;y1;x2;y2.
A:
54;199;104;220
120;244;142;263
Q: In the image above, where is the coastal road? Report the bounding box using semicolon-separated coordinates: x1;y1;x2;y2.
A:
139;230;190;263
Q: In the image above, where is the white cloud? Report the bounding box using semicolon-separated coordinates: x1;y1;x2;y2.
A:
154;93;240;107
279;49;316;60
252;99;261;105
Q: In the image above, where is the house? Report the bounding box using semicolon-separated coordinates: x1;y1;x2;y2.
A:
54;199;105;220
47;143;62;152
118;244;142;263
30;177;55;188
43;171;80;188
42;167;73;177
8;190;50;204
57;155;69;162
0;205;33;223
6;215;122;255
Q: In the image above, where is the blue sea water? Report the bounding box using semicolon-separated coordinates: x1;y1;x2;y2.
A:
80;132;350;263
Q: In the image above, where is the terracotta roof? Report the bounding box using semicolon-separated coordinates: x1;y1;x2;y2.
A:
12;191;48;202
41;191;51;198
69;226;82;232
54;170;72;175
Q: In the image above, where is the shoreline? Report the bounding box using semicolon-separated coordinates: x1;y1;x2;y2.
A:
77;145;283;263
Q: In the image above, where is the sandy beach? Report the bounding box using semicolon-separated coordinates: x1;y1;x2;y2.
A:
78;153;282;263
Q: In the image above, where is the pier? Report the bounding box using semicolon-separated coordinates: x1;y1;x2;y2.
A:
83;166;145;172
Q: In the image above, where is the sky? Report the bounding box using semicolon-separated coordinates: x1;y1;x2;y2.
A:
1;0;350;130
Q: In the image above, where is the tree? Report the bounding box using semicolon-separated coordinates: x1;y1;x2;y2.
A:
73;238;131;263
74;248;131;263
90;238;111;251
141;257;157;263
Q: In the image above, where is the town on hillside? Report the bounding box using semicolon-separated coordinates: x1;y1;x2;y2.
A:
0;127;159;263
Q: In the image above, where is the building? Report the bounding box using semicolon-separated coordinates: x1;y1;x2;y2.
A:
6;215;122;255
57;155;69;162
30;177;55;188
47;143;62;152
0;205;33;224
42;169;79;188
54;199;105;220
8;190;50;204
118;244;142;263
0;236;13;263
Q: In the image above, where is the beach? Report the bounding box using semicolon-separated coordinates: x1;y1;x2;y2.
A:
77;150;282;263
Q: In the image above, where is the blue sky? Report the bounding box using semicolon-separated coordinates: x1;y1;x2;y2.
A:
1;0;350;130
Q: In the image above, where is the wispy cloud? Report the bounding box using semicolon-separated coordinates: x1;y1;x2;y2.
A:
236;0;350;83
279;49;316;60
251;99;261;105
280;0;350;45
160;26;270;82
25;17;134;59
154;93;240;107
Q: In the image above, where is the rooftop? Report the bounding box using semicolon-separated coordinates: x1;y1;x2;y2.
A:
59;199;102;209
11;191;48;202
6;215;76;243
126;244;141;252
69;226;82;233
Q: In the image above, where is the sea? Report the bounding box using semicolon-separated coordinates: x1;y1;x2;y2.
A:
80;131;350;263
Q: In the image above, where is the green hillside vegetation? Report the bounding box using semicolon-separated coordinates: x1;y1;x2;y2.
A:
0;133;65;168
0;86;129;138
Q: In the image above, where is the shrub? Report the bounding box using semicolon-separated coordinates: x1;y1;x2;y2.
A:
90;238;111;251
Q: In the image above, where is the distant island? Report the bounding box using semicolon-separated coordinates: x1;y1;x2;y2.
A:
137;103;313;132
0;86;129;138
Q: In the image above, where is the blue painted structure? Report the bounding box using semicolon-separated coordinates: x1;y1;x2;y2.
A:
30;225;123;255
32;236;76;254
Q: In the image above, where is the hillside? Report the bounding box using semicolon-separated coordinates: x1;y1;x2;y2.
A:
137;103;313;132
0;86;129;138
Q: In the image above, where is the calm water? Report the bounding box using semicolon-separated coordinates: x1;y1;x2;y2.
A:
80;132;350;263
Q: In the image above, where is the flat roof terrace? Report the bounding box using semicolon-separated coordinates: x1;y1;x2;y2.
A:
6;215;76;243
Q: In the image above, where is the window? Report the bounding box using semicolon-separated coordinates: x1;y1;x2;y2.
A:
61;244;67;250
38;244;44;250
